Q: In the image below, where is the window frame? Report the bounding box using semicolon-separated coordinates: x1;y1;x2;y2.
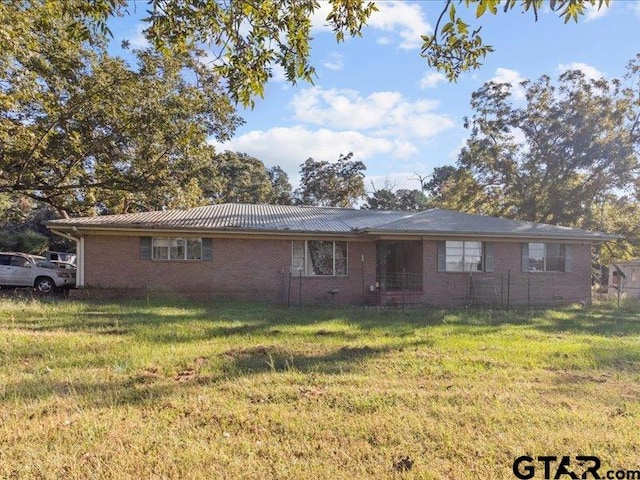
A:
527;242;566;273
150;236;204;261
291;240;348;277
444;240;485;273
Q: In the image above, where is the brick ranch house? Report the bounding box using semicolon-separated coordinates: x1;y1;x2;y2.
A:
47;204;618;306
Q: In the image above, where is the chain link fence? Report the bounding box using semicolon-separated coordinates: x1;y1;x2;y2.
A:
283;269;584;309
374;271;579;309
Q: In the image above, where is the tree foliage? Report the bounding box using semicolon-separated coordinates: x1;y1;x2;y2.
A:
1;0;377;107
456;68;639;225
430;60;640;264
198;151;292;205
267;166;294;205
0;8;242;215
422;166;488;214
296;153;366;208
365;187;429;211
0;194;69;253
1;0;607;107
422;0;610;81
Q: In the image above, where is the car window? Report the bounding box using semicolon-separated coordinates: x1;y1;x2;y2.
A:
0;254;10;266
35;260;57;269
10;256;30;267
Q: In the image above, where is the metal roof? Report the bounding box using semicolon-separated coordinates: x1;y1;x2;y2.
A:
47;203;619;241
363;208;616;239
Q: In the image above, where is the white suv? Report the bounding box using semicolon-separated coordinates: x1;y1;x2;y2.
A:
0;252;76;293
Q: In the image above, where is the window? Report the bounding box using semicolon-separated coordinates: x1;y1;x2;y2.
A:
444;241;483;272
154;237;202;260
524;243;570;272
141;237;209;261
292;240;348;276
10;255;30;267
437;241;494;273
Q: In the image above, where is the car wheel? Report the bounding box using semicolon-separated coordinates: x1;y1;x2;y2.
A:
34;276;55;294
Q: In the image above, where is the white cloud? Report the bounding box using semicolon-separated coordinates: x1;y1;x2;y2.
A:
448;136;468;161
310;2;336;32
211;126;418;186
584;1;610;21
290;87;453;138
557;62;604;80
270;63;287;83
322;53;344;71
124;22;150;49
212;83;456;189
491;67;526;100
420;72;446;89
311;1;430;50
632;1;640;18
367;2;431;50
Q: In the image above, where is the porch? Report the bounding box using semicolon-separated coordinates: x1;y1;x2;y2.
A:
375;240;423;305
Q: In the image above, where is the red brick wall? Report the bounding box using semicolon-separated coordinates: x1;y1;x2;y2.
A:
83;235;378;304
82;234;592;306
418;240;592;306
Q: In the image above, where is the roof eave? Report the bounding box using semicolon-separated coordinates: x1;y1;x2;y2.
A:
46;223;356;237
47;222;622;242
359;228;621;242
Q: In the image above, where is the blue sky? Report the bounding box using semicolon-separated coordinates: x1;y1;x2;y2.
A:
111;1;640;193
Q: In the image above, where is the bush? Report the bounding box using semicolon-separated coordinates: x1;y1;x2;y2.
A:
0;229;48;254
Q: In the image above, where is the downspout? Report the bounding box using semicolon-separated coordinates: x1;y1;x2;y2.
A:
49;228;85;288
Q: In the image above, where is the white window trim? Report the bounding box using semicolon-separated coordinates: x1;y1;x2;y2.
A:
528;242;565;273
152;236;203;261
291;240;348;276
445;240;484;273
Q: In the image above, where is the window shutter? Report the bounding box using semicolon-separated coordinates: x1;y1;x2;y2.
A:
521;243;529;272
484;242;494;272
437;241;446;272
564;244;573;272
140;237;151;260
202;238;213;260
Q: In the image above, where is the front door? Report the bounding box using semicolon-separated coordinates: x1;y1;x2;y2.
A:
377;242;405;290
376;241;423;292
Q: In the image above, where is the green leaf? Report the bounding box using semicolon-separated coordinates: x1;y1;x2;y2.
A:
476;1;487;18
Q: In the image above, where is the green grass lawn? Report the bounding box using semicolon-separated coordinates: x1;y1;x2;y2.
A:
1;297;639;479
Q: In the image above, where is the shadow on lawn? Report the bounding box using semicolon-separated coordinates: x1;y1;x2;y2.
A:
220;338;433;375
5;297;640;340
434;304;640;338
1;339;432;406
4;297;434;342
3;297;639;405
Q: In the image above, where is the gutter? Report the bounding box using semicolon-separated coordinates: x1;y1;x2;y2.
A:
49;228;78;243
48;223;622;243
358;228;622;243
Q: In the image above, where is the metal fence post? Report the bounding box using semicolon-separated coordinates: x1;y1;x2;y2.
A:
618;275;622;309
507;269;511;311
402;268;406;313
362;254;365;312
299;269;302;309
